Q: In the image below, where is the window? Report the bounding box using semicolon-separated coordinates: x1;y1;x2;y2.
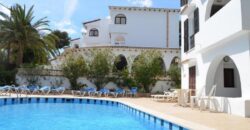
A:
194;8;199;34
190;34;195;49
74;44;79;48
115;14;126;24
180;0;188;7
210;5;224;17
184;19;189;52
224;68;235;88
89;28;98;37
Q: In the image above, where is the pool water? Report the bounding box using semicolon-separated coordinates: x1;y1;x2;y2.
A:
0;102;170;130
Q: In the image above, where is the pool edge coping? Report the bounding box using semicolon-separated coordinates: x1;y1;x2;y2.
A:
0;96;214;130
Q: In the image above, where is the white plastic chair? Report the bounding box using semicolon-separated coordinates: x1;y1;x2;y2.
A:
200;85;217;111
190;85;205;109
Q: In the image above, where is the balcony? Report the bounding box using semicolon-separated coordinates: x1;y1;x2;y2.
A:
196;0;250;52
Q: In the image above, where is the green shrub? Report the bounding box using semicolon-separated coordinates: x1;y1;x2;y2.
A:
62;55;88;90
88;49;114;90
0;69;17;86
167;65;181;88
132;50;165;93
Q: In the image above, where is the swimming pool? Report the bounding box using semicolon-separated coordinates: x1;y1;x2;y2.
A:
0;98;188;130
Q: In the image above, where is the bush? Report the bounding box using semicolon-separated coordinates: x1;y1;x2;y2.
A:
167;65;181;88
132;50;164;93
0;63;17;85
88;49;114;90
0;69;17;86
62;55;88;90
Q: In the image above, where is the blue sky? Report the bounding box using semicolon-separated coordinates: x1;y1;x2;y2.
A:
0;0;179;39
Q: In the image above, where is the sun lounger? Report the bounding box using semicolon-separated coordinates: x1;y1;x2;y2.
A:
27;85;40;94
0;85;12;96
15;85;30;94
111;88;125;98
39;86;51;95
74;87;96;96
96;88;110;97
87;87;96;96
127;87;137;97
51;87;65;95
151;90;177;101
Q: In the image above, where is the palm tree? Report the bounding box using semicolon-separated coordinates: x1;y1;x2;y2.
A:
0;4;57;67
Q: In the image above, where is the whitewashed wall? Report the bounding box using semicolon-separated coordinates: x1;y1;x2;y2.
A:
83;19;111;47
110;9;168;48
16;75;174;93
180;0;250;117
82;7;180;49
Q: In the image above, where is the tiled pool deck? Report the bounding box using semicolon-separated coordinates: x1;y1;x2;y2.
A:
1;94;250;130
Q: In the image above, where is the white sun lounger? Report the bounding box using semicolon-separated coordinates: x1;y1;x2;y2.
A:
151;90;178;102
0;85;12;96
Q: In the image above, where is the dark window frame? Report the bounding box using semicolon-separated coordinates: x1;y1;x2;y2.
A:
115;14;127;24
184;19;189;52
179;21;182;47
190;34;195;49
180;0;188;7
89;28;99;37
194;8;199;34
224;68;235;88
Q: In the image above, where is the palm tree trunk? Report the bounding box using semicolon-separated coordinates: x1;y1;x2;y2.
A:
17;42;23;67
7;42;11;64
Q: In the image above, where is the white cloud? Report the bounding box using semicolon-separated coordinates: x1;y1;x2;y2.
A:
0;5;10;19
64;0;78;20
127;0;153;7
54;19;77;35
81;28;87;33
106;16;111;19
54;0;78;35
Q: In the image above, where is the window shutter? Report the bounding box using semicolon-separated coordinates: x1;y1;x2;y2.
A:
184;19;189;52
194;8;199;34
179;21;182;47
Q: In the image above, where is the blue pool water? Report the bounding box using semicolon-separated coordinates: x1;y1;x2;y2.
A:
0;98;187;130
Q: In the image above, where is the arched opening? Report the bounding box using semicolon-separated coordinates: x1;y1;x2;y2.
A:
89;28;99;37
153;57;167;76
115;14;126;24
115;36;125;45
205;0;231;20
114;54;128;71
206;56;241;97
170;57;180;66
131;56;166;76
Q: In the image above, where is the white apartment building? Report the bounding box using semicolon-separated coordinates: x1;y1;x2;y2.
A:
180;0;250;117
82;6;180;48
49;6;181;92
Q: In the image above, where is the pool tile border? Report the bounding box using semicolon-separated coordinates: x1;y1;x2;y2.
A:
0;97;188;130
